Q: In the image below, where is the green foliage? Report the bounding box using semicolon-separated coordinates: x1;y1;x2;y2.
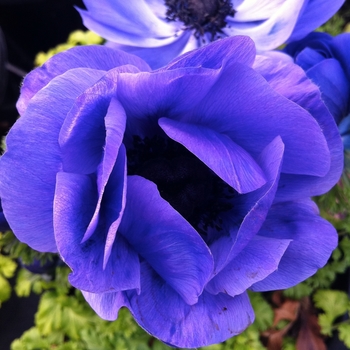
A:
316;13;345;35
249;291;274;332
34;30;103;66
313;290;350;337
15;269;54;297
0;254;16;305
0;274;12;306
338;323;350;348
282;337;296;350
35;290;95;340
0;231;57;266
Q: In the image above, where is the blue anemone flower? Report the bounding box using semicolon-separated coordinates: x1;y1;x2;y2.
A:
284;32;350;149
0;36;343;347
77;0;344;68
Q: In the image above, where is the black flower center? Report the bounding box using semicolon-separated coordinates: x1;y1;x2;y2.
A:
127;135;235;238
165;0;236;40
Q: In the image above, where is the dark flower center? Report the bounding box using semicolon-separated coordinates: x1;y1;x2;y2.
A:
165;0;236;40
127;135;235;237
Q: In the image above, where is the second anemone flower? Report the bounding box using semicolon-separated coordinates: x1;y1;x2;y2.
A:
77;0;344;68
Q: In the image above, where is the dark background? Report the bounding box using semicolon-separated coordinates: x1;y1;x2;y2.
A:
0;0;85;141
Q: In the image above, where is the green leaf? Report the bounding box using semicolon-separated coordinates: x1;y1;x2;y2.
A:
0;231;57;267
248;292;274;331
35;291;64;336
0;274;12;305
338;323;350;348
11;327;51;350
35;290;95;340
318;314;333;336
0;255;17;278
313;290;349;322
15;269;53;297
283;282;313;299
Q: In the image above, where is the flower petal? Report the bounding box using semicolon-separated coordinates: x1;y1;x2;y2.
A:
106;30;194;69
251;199;338;291
206;235;290;297
54;168;140;293
82;291;128;321
195;61;330;177
0;68;105;252
127;262;254;348
164;36;256;70
307;58;349;124
225;0;304;51
254;56;343;199
289;0;345;42
333;33;350;79
119;176;213;305
210;136;284;273
17;45;150;115
118;67;221;146
78;0;181;47
159;117;266;193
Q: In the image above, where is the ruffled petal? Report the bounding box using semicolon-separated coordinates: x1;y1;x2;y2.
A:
206;235;290;297
118;67;221;146
295;47;328;71
210;136;284;273
164;35;256;70
17;45;150;115
332;33;350;79
82;291;128;321
306;58;349;124
195;61;330;177
253;56;343;200
119;176;213;305
54;166;140;294
159;118;266;193
284;31;333;59
251;199;338;291
127;262;254;348
106;30;193;69
0;68;105;252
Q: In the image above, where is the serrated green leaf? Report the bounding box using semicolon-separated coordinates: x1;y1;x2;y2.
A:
10;327;51;350
0;274;12;305
318;314;334;336
15;268;53;297
313;290;349;322
35;291;65;336
61;298;94;340
338;323;350;347
248;292;273;331
283;282;313;299
0;255;17;278
0;231;57;267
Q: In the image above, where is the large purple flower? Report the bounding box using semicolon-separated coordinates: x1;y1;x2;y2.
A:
0;36;343;347
77;0;344;68
284;32;350;149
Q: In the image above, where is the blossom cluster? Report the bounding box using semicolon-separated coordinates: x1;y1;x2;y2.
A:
0;0;348;348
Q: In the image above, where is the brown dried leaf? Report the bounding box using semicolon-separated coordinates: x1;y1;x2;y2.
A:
296;298;326;350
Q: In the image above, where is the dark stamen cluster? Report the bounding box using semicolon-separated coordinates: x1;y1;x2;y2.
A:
165;0;236;40
127;135;235;239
